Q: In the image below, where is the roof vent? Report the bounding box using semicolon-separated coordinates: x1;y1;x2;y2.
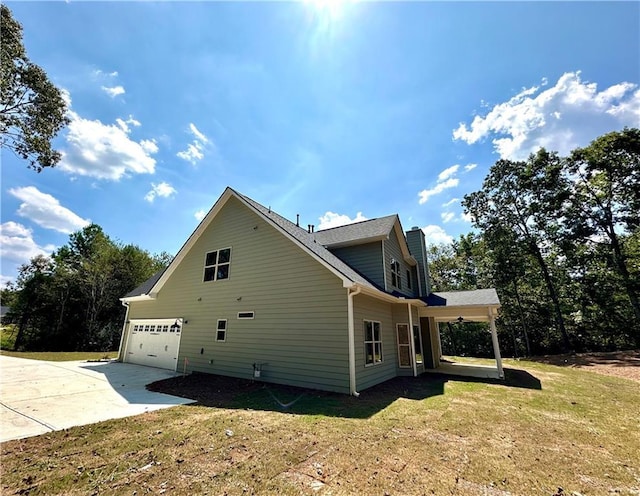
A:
411;226;420;230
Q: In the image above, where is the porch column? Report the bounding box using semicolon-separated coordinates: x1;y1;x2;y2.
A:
407;303;417;377
489;310;504;379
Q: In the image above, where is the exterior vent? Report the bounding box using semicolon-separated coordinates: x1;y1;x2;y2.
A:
237;311;255;319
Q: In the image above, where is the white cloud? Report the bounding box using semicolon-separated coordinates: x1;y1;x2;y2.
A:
101;85;125;98
418;177;459;205
460;212;473;223
422;225;453;246
318;211;368;230
60;105;158;180
442;198;460;207
176;142;204;164
177;123;210;165
441;212;455;223
189;123;209;144
464;163;478;172
0;221;56;265
194;209;207;222
115;116;141;133
9;186;90;234
438;164;459;181
144;182;177;203
453;71;640;160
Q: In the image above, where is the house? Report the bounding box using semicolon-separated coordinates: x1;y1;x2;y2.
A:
117;187;503;395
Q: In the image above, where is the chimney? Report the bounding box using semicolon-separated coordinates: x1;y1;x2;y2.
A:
296;214;300;227
406;227;432;296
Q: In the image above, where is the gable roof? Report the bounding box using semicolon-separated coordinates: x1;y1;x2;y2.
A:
123;187;384;300
123;269;165;299
314;214;416;265
314;215;398;247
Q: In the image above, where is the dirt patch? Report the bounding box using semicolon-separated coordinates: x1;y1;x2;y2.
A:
528;349;640;382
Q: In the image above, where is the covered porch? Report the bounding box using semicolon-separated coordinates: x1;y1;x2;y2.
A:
418;289;504;380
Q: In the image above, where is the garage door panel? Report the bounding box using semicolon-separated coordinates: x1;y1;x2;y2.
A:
125;319;182;371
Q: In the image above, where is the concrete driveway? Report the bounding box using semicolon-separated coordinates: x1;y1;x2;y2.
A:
0;355;194;443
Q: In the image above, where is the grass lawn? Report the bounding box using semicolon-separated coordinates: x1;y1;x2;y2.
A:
1;358;639;495
1;325;117;361
0;350;118;361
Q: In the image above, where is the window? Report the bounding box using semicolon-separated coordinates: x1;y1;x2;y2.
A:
397;324;411;368
390;259;400;288
364;320;383;366
216;319;227;342
204;248;231;282
406;270;412;290
237;311;255;319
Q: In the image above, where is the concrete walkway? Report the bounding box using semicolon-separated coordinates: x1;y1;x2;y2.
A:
0;356;194;443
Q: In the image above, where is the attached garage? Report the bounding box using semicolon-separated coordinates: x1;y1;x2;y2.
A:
123;318;182;371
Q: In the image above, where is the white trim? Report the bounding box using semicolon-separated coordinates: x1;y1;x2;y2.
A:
347;286;362;396
117;301;130;362
396;323;412;368
381;240;388;289
216;319;227;342
363;319;383;367
203;247;232;283
408;303;417;377
489;311;504;379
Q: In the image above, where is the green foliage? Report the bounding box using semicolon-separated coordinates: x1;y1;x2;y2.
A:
0;325;18;350
0;5;69;171
8;224;171;352
429;128;640;357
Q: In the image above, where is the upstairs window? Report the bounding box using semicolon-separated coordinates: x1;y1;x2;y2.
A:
406;269;412;290
390;259;401;288
204;248;231;282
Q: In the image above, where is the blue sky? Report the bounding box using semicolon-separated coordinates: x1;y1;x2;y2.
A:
1;1;639;287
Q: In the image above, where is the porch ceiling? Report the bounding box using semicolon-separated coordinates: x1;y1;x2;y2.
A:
420;289;501;323
419;304;499;322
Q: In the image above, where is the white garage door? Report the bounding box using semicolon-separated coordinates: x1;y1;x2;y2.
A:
124;319;182;371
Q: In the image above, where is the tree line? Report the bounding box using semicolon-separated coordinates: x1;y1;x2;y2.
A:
2;129;637;356
429;128;639;357
1;225;171;351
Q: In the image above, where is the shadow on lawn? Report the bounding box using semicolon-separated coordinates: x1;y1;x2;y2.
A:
148;366;540;419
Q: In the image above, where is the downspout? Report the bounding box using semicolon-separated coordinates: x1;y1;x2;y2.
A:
117;301;130;362
407;303;417;377
348;286;362;397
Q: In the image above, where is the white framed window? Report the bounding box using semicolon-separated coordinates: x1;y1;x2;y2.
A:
364;320;383;366
216;319;227;342
390;259;400;288
204;248;231;282
237;311;255;319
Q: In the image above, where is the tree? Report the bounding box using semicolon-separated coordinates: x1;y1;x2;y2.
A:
463;149;573;351
565;128;640;343
1;5;69;171
8;224;171;351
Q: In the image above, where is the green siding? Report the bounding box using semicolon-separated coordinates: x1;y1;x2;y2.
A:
127;196;350;393
353;294;397;390
329;242;384;288
383;229;419;297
